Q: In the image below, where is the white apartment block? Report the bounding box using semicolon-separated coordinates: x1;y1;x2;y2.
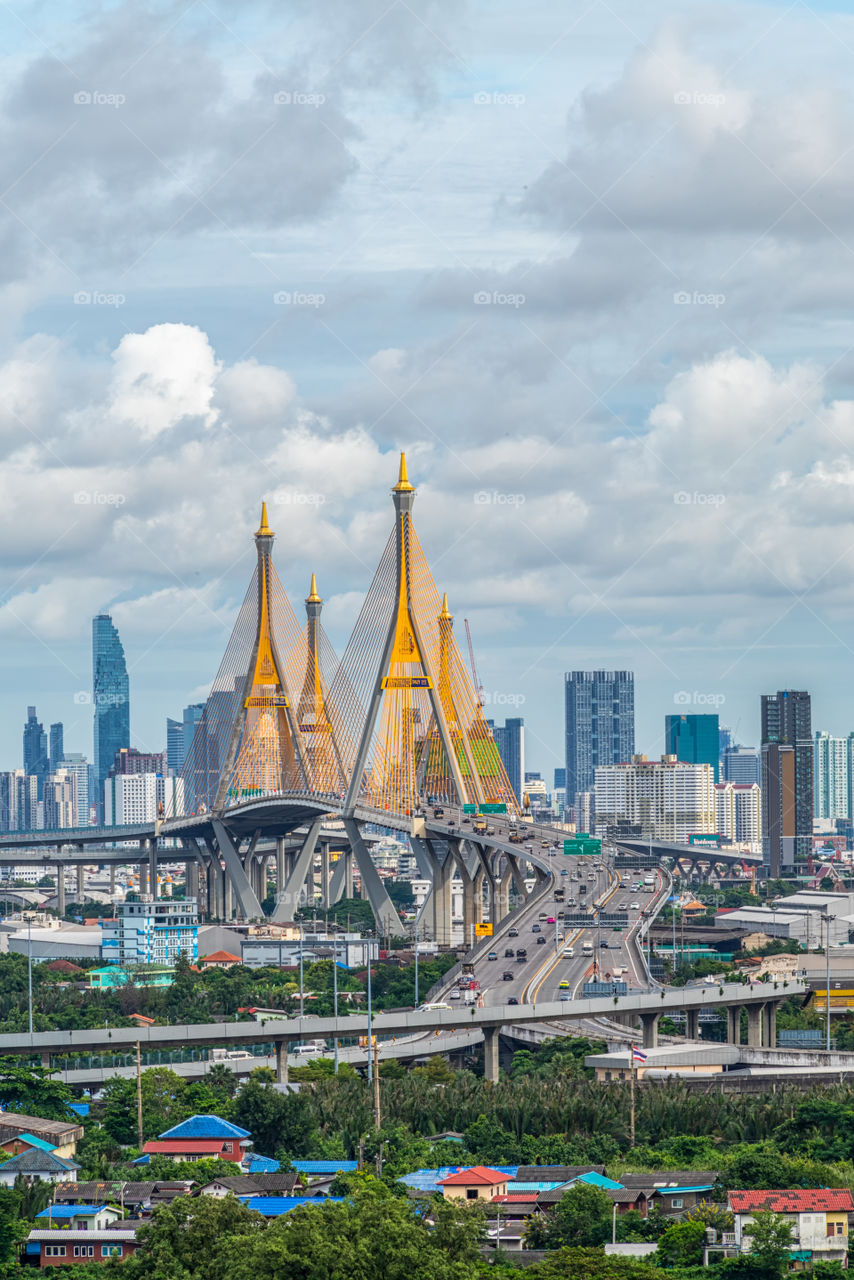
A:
104;774;185;826
814;731;849;821
594;755;715;843
715;782;761;851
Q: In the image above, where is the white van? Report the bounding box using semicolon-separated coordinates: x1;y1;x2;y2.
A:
418;1002;451;1012
565;946;575;958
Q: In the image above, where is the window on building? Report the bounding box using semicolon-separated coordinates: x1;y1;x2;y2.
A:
671;1199;683;1209
45;1246;66;1257
73;1245;94;1257
101;1245;123;1257
466;1189;478;1200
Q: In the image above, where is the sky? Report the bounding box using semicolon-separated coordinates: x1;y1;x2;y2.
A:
4;0;854;781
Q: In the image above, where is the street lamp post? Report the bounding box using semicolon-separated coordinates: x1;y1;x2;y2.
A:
333;947;339;1075
367;937;374;1084
27;914;33;1037
823;912;832;1052
299;922;304;1017
414;924;419;1007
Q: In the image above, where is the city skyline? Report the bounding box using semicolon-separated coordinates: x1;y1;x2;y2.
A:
0;3;853;787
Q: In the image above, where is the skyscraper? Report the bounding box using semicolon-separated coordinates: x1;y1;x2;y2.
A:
565;671;634;808
721;745;761;785
814;731;848;822
22;707;48;798
761;690;812;877
167;703;205;774
92;614;130;822
665;713;720;781
49;723;64;772
487;717;525;802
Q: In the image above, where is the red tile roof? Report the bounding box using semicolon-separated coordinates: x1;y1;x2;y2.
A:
142;1140;242;1156
492;1194;538;1204
201;951;241;965
439;1166;507;1186
730;1190;854;1214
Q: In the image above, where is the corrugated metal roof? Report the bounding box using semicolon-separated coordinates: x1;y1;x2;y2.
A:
0;1150;78;1174
11;1133;57;1152
36;1206;112;1219
158;1115;251;1140
243;1156;280;1174
239;1197;344;1215
506;1181;566;1194
292;1160;358;1174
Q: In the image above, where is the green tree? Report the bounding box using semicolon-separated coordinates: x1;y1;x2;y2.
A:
0;1187;23;1275
525;1182;613;1249
119;1193;264;1280
743;1209;794;1275
232;1078;314;1156
656;1218;707;1267
0;1058;73;1120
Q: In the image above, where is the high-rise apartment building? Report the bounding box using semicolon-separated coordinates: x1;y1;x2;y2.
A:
594;755;715;842
43;771;75;829
565;671;634;808
103;773;184;825
100;897;198;967
715;781;762;851
721;745;761;786
486;717;525;802
761;690;812;876
49;723;64;772
665;713;720;781
55;754;89;827
92;614;130;821
814;731;849;821
166;703;205;775
22;707;48;798
109;748;166;777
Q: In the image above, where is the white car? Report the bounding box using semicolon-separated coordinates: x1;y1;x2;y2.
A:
630;901;640;910
449;989;461;1000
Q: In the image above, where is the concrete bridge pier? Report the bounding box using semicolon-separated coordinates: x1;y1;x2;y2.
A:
483;1027;500;1083
495;865;513;923
139;860;149;895
686;1008;699;1039
640;1012;660;1049
148;840;158;900
109;866;116;896
56;867;65;915
344;850;354;899
275;1040;288;1085
763;1001;779;1048
727;1005;742;1045
76;864;84;900
343;819;402;936
273;819;323;923
747;1003;763;1048
321;846;330;909
275;838;286;898
185;859;199;908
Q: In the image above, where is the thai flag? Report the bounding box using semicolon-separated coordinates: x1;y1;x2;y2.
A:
632;1047;647;1062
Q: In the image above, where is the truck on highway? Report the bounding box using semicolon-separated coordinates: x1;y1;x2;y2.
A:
582;941;594;956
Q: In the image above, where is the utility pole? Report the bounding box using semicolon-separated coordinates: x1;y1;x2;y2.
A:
373;1035;381;1131
135;1042;143;1149
27;914;33;1037
824;913;832;1052
299;922;304;1017
414;924;419;1007
333;950;339;1075
366;941;374;1084
629;1045;636;1147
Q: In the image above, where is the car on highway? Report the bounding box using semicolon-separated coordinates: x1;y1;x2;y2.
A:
502;971;514;981
487;951;497;961
561;869;568;876
559;979;570;989
599;941;609;949
516;948;527;958
532;923;541;933
508;927;519;937
546;916;555;923
565;946;575;958
630;901;639;910
619;901;627;909
537;935;546;945
505;947;515;957
508;996;519;1005
560;993;571;1002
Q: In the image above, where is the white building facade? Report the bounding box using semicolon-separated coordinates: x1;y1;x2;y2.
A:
814;731;849;821
594;755;715;842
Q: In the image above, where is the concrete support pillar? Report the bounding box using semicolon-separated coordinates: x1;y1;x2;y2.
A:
186;860;199;907
56;867;65;915
139;861;149;895
473;867;486;924
747;1003;763;1048
344;851;354;900
41;1052;50;1069
686;1008;699;1040
321;846;330;909
483;1027;499;1083
275;1040;288;1085
727;1005;741;1045
76;864;84;899
148;841;158;900
461;873;476;944
260;856;270;904
109;866;116;896
276;838;286;896
432;851;454;948
496;867;513;922
640;1012;660;1049
223;874;233;921
762;1002;778;1048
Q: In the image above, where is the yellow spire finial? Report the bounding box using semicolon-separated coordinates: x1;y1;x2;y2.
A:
306;573;321;604
393;451;414;492
256;502;273;537
439;592;452;620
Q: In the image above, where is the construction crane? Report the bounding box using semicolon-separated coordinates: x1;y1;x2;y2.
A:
463;618;485;707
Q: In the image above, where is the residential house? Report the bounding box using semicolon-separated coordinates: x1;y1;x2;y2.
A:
0;1113;83;1160
53;1181;193;1216
196;1172;305;1199
198;950;241;969
35;1206;123;1231
729;1189;854;1267
401;1166;518;1198
26;1228;138;1267
0;1149;79;1186
141;1115;251;1164
439;1167;510;1202
615;1172;719;1218
0;1132;59;1157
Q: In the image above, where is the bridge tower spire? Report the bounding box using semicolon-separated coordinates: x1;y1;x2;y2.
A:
343;453;471;815
296;573;347;794
214;504;309;808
